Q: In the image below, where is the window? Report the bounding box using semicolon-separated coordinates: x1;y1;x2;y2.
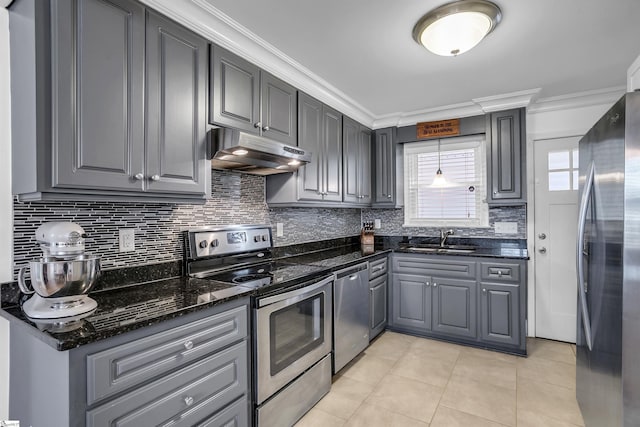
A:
403;136;488;227
548;149;579;191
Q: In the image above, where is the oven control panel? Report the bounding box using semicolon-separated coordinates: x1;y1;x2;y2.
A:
188;226;272;258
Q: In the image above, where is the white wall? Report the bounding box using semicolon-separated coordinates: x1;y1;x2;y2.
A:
628;53;640;92
0;6;12;421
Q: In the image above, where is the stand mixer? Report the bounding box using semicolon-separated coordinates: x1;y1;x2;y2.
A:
18;222;101;319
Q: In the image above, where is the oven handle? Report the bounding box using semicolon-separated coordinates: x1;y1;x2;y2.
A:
257;275;334;308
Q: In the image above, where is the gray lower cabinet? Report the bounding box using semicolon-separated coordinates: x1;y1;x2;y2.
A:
266;92;343;205
431;277;477;339
210;46;297;146
372;127;397;207
392;273;432;331
9;0;209;202
487;108;526;205
390;253;527;354
343;117;372;205
369;256;389;340
9;298;250;427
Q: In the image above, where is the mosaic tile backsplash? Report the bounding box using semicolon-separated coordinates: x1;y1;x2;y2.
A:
12;170;361;278
12;169;525;279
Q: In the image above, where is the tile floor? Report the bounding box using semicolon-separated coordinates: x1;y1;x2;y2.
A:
295;332;583;427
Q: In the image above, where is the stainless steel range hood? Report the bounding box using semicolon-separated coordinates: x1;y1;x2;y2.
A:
208;128;311;175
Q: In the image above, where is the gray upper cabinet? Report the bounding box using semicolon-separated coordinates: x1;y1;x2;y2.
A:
343;117;371;205
145;11;208;195
266;92;342;204
487;108;526;205
372;127;396;207
9;0;209;201
211;46;297;145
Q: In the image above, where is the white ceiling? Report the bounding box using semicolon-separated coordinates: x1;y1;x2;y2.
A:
151;0;640;124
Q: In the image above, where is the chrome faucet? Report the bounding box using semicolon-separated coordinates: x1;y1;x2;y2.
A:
440;229;454;247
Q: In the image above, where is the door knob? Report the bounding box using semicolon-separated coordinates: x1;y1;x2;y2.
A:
538;233;547;240
538;247;547;254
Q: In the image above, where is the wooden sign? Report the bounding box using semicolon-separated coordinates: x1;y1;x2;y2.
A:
416;118;460;139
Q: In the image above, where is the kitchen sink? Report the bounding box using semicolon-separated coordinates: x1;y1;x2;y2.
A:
402;244;477;254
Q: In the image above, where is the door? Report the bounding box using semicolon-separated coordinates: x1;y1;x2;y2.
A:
210;46;260;133
322;105;343;202
342;116;360;204
488;108;525;204
358;127;372;204
534;136;580;342
145;11;208;195
370;275;387;337
480;282;520;346
53;0;145;191
373;128;396;205
261;72;297;146
431;277;477;339
391;273;431;331
297;93;324;201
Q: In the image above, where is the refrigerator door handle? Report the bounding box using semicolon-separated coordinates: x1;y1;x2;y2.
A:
577;160;595;351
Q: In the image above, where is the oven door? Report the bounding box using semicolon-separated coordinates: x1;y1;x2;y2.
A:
255;275;333;404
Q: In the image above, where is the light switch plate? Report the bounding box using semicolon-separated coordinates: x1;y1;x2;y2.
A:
119;229;135;252
494;222;518;234
276;223;284;237
374;219;381;229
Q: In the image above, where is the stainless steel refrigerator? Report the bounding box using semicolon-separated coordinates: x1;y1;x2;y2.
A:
576;91;640;426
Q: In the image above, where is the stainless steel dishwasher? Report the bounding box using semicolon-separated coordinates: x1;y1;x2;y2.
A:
333;262;370;373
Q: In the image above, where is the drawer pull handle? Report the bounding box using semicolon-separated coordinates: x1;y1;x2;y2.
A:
184;396;194;406
373;266;384;272
183;341;194;350
497;270;503;277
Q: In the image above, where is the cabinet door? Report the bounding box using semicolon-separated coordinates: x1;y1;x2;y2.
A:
373;127;396;205
480;282;520;346
359;127;372;204
145;12;208;195
370;275;387;339
342;116;360;204
297;92;324;201
52;0;145;191
488;108;525;204
261;72;297;145
211;46;260;133
391;273;431;331
322;104;343;202
432;277;477;339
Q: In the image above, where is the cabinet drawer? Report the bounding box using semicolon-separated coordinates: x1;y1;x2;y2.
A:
198;395;248;427
87;305;247;405
480;262;521;282
392;255;476;279
86;341;248;427
369;257;388;280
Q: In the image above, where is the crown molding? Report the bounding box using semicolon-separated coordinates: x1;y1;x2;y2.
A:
372;102;484;129
139;0;376;126
627;53;640;92
473;88;541;113
527;86;625;114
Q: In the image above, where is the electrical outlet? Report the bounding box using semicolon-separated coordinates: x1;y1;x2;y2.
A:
276;223;284;237
119;229;135;252
494;222;518;234
374;219;381;229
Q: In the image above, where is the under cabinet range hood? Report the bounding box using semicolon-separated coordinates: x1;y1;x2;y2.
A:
208;128;311;175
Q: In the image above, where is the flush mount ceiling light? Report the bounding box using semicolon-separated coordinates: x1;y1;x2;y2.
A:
413;0;502;56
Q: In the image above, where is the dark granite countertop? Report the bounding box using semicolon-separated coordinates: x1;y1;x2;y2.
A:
0;236;526;351
376;236;529;260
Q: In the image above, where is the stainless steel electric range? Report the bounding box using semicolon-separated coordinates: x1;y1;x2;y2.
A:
184;225;333;426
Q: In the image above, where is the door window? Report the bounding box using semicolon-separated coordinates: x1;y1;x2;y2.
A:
548;149;579;191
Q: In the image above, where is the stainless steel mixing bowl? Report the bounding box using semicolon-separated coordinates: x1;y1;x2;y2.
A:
18;256;101;298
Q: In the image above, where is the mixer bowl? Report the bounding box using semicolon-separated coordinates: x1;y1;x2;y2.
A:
19;256;101;298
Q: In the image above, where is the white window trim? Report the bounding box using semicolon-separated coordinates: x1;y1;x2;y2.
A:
403;135;489;228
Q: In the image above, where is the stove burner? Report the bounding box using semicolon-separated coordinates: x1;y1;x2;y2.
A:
232;274;271;284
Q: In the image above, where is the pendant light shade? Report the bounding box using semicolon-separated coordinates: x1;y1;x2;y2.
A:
413;0;502;56
430;140;459;188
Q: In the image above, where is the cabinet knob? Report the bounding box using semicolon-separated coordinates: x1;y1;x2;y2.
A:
482;288;487;293
425;282;430;287
497;270;503;277
433;282;437;287
134;173;144;180
262;126;270;132
387;194;392;198
183;340;194;350
151;175;160;181
254;122;262;129
184;396;194;406
493;191;498;195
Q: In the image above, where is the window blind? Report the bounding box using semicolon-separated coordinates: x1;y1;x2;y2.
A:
404;137;488;227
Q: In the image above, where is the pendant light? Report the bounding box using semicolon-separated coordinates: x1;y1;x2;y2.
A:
430;139;458;188
413;0;502;57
